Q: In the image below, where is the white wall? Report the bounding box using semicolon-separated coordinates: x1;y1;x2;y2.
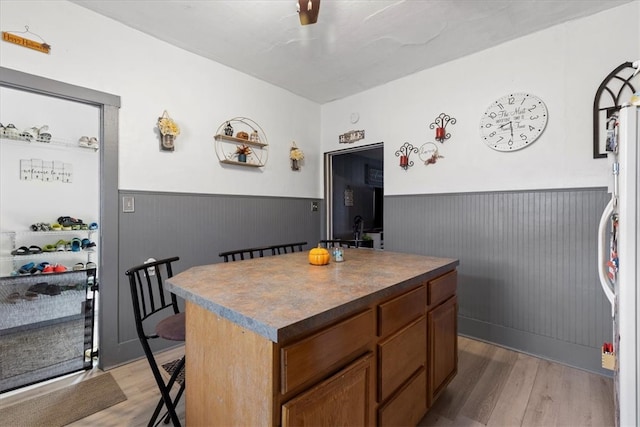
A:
0;86;100;232
2;2;639;199
321;2;640;196
0;0;322;198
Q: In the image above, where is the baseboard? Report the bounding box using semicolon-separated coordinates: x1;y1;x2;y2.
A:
459;316;613;377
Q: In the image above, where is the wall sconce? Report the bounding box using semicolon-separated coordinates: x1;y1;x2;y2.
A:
429;113;456;143
395;142;418;171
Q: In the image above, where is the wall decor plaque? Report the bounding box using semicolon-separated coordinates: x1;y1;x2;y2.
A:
339;130;365;144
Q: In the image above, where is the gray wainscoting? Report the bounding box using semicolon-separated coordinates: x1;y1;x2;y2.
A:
107;191;321;368
385;187;612;375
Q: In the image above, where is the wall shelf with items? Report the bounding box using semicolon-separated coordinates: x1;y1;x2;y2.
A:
214;117;268;168
0;135;99;152
1;230;98;278
0;229;98;392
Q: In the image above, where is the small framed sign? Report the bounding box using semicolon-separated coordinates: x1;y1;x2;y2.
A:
339;130;365;144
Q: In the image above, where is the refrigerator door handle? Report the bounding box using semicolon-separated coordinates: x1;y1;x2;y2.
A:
597;198;615;315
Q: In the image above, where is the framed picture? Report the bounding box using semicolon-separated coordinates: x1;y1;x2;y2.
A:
593;62;638;158
365;164;383;187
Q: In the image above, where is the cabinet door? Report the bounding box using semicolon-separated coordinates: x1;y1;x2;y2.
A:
282;353;373;427
378;315;426;402
428;295;457;403
378;367;427;427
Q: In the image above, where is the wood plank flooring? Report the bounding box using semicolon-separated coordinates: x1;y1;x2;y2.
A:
419;337;615;427
0;336;614;426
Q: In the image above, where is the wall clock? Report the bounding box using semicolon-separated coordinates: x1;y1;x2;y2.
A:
479;92;548;151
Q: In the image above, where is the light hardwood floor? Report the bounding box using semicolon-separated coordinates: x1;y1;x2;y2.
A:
0;336;614;426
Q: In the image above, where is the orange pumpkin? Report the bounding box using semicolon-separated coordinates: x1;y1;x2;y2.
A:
308;247;330;265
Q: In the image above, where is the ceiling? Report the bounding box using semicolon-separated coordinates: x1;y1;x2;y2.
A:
70;0;633;104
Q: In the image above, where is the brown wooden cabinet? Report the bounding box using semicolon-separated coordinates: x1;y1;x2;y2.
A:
178;253;459;427
282;353;374;427
428;294;458;404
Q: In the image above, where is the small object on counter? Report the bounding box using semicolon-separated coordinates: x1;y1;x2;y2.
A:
333;246;344;262
236;131;249;140
308;246;330;265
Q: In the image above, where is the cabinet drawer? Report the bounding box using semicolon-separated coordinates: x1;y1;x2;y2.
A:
377;285;426;338
378;315;426;402
281;309;374;395
428;270;457;307
282;353;373;427
378;367;427;427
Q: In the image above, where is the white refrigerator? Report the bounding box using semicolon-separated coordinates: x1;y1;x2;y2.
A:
598;103;639;427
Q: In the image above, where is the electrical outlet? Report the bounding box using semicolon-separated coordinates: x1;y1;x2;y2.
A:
311;201;318;212
122;196;135;213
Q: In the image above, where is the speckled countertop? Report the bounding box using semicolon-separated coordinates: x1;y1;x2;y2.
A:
166;249;458;343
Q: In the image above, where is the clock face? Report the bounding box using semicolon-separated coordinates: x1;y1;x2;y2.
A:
479;93;548;151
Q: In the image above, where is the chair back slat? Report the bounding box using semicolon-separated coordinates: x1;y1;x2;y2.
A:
219;246;268;262
318;239;355;248
219;242;306;262
126;257;180;325
269;241;307;255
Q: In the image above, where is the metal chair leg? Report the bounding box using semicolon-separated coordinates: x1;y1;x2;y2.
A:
148;356;185;427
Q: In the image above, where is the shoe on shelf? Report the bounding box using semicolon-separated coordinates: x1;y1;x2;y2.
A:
36;125;52;142
81;238;96;250
57;216;84;227
55;240;68;251
27;282;49;294
70;238;82;252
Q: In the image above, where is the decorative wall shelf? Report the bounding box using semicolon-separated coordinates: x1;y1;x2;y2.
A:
0;135;99;152
214;134;268;149
219;159;263;168
214;117;268;168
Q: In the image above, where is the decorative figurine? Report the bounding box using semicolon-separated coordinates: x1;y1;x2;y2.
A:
224;121;234;136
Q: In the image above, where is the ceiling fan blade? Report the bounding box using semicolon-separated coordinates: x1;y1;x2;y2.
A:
298;0;320;25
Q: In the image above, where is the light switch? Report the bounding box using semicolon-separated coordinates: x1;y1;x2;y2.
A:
122;196;135;213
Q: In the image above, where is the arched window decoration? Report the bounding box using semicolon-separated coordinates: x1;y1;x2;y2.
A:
593;62;638;158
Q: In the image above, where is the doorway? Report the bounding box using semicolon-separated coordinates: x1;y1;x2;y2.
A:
0;67;120;372
324;143;384;248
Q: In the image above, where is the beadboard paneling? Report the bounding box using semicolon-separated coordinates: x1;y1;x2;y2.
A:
384;188;612;375
109;191;321;367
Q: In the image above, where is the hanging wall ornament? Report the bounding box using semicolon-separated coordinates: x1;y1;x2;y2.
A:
157;110;180;152
290;141;304;171
395;142;418;171
429;113;456;143
419;142;444;165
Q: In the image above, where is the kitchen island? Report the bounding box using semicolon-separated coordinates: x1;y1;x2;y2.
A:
166;249;459;426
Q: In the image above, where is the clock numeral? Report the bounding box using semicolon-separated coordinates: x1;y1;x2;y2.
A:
496;136;504;143
530;115;539;120
489;131;496;137
520;133;527;140
485;123;493;128
497;103;504;110
528;105;537;112
489;112;497;119
529;125;536;132
508;96;515;105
